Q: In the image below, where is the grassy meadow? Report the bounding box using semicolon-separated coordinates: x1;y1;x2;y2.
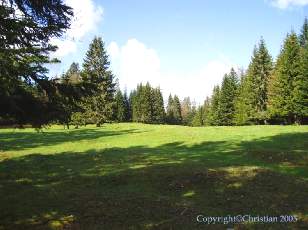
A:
0;123;308;229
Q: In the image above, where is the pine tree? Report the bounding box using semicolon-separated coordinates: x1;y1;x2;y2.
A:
173;95;182;124
208;85;221;125
202;97;211;126
238;39;273;124
299;18;308;47
130;89;138;122
293;18;308;124
61;62;81;84
139;82;153;123
152;87;165;123
123;89;131;121
166;94;175;124
234;73;253;125
0;0;73;126
192;105;204;126
82;37;116;126
114;89;125;122
181;97;193;125
267;32;301;124
218;69;239;125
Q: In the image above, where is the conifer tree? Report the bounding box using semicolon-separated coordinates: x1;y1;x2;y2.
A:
192;105;204;126
238;39;273;124
268;32;301;124
140;82;153;123
218;69;238;125
208;85;221;125
114;89;126;122
0;0;73;126
166;94;175;124
299;18;308;47
123;89;131;121
82;37;116;126
173;95;182;124
181;97;193;125
152;87;165;123
130;89;138;122
202;97;212;126
234;73;253;125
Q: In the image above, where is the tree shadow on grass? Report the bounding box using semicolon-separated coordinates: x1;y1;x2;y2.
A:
0;132;307;229
0;128;144;152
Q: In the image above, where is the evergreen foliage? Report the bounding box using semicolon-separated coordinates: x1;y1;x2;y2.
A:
130;83;165;124
267;32;301;124
235;39;273;124
81;37;116;126
0;0;73;126
166;94;182;124
218;69;239;125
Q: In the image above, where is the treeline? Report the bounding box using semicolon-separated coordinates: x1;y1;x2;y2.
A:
191;21;308;126
61;19;308;127
1;0;307;127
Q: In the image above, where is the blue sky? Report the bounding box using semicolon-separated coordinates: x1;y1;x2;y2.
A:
50;0;308;103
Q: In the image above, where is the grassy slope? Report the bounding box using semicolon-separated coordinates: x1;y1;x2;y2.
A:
0;123;307;229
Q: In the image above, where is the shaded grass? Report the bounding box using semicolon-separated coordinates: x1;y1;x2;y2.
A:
0;124;308;229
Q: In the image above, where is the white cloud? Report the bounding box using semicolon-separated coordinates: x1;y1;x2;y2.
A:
108;39;236;104
269;0;308;8
51;0;103;57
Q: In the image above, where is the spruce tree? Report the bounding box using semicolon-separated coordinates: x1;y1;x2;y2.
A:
299;18;308;47
267;32;301;124
239;39;273;124
61;62;81;84
234;73;253;125
293;40;308;123
123;89;131;121
218;69;238;125
173;95;182;124
192;105;204;126
130;89;138;122
202;97;211;126
0;0;73;126
114;89;125;122
140;82;153;123
152;87;165;123
166;94;175;124
181;97;193;125
82;37;116;126
208;85;221;125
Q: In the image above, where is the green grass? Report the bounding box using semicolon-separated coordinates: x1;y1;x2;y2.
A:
0;123;308;229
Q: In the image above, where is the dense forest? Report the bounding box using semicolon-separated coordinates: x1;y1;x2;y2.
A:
1;0;308;128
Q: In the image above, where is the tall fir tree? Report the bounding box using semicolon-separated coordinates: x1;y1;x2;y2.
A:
123;89;131;121
208;85;221;125
181;97;194;125
236;39;273;124
130;83;165;124
0;0;74;126
192;105;204;126
299;18;308;47
140;82;153;123
173;95;182;124
293;18;308;124
202;97;212;126
267;32;301;124
82;37;116;126
234;72;253;125
152;87;165;123
166;94;175;124
114;89;126;122
218;69;239;125
61;62;81;84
